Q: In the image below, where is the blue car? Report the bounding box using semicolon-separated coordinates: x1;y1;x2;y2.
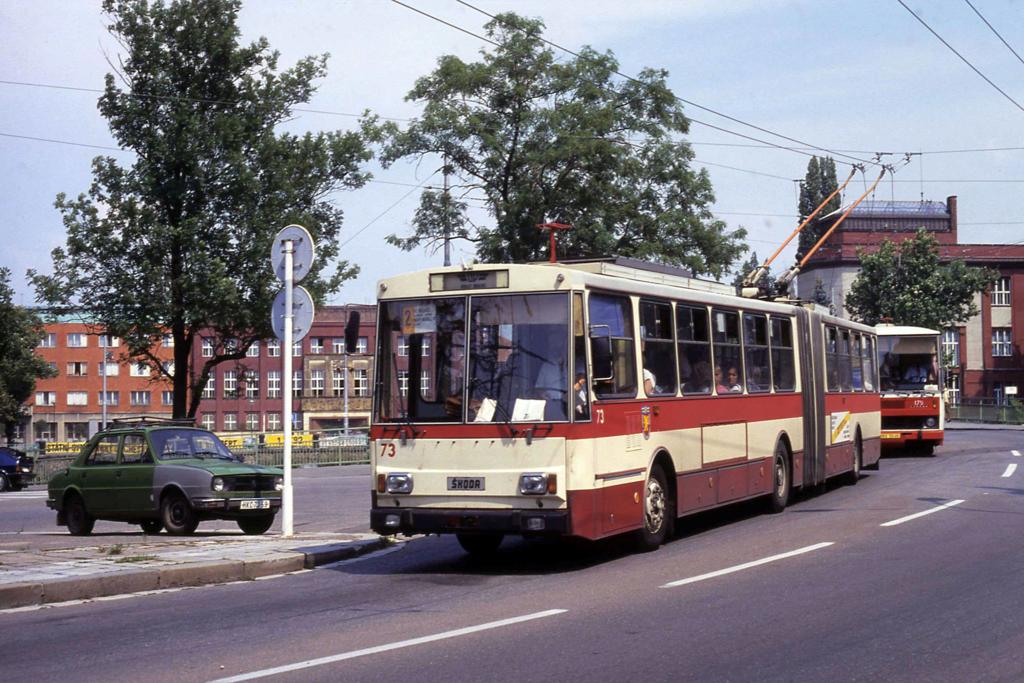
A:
0;446;34;492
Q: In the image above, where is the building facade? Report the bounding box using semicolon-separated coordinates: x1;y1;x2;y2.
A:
797;196;1024;402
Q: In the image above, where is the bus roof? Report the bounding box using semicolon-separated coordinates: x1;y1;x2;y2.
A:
875;324;940;336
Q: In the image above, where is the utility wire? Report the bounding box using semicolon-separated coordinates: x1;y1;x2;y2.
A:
963;0;1024;67
896;0;1024;114
339;170;440;248
392;0;875;167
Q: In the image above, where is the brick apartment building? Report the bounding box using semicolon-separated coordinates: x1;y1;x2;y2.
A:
796;196;1024;402
20;304;377;444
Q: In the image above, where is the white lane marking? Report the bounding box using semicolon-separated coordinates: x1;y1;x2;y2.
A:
209;609;568;683
1002;463;1017;478
880;499;965;527
1012;450;1021;457
661;542;835;589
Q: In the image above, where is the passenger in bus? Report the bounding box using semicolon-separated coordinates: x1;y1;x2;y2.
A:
643;366;657;395
726;367;743;392
714;365;728;393
574;373;589;418
684;361;712;394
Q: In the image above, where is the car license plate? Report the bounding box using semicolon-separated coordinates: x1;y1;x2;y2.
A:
240;499;270;510
447;477;485;491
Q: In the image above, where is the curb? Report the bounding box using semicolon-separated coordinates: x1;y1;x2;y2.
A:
0;536;390;609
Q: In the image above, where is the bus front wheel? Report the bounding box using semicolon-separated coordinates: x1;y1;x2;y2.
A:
637;465;671;551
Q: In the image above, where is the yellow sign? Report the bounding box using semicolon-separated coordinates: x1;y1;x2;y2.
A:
830;411;851;444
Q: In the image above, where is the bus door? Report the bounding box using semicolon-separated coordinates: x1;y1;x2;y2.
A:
797;309;827;487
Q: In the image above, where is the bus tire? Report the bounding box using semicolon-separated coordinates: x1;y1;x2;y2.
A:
766;442;791;514
846;433;862;485
456;533;503;556
637;465;671;551
919;443;935;457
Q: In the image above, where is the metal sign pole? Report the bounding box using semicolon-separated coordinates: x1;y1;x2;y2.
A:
282;240;295;537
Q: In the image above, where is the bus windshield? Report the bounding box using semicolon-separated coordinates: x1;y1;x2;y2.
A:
375;293;570;423
878;335;940;391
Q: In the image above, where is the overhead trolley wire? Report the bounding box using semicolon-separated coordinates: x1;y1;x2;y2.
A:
896;0;1024;115
963;0;1024;67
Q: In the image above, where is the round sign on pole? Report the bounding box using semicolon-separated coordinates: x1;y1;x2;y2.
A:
271;285;315;342
271;224;316;283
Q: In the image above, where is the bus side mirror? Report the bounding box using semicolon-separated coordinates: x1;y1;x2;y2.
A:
344;311;361;354
589;324;613;382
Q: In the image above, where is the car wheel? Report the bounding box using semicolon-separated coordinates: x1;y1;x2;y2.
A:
139;520;163;534
766;442;791;513
66;494;95;536
456;533;504;556
161;492;199;535
0;472;9;493
237;514;275;535
636;464;672;551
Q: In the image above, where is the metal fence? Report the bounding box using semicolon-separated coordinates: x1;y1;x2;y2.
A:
948;399;1024;425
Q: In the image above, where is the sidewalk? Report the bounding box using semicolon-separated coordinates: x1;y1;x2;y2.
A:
946;420;1024;431
0;532;389;609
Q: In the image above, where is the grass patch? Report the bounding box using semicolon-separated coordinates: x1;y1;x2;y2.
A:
105;544;124;556
114;555;157;564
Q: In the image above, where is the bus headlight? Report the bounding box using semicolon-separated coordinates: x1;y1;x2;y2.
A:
519;473;556;495
386;473;414;494
924;417;938;428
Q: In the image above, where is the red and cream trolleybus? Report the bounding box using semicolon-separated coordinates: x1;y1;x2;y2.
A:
370;258;881;554
876;324;944;455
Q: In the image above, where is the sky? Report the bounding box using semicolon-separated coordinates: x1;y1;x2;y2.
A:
2;0;1023;308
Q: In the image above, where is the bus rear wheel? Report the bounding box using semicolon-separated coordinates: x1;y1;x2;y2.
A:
456;533;503;556
637;465;671;551
766;443;791;513
846;434;862;485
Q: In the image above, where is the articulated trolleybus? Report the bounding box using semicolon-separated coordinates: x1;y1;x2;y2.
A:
370;258;881;554
876;324;944;455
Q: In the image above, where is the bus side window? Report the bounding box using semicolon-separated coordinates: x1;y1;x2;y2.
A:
712;308;743;394
742;313;770;394
826;326;840;392
770;316;795;392
588;293;637;398
863;336;877;392
851;334;864;391
573;292;590;421
839;329;853;392
640;300;676;396
678;305;712;395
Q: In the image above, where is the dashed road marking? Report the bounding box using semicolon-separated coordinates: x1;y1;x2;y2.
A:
880;499;965;527
1012;450;1021;457
662;542;835;588
1002;463;1017;478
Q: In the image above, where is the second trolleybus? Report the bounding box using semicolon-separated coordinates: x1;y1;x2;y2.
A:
876;324;944;455
370;258;881;554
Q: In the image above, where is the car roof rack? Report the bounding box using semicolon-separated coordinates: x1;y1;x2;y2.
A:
109;416;196;428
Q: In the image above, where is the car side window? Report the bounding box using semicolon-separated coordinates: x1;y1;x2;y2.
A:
121;434;152;464
85;435;120;466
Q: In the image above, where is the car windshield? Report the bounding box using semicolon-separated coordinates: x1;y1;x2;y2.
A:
878;335;940;391
151;430;237;461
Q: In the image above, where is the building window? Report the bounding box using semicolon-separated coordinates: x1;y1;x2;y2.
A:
419;337;429;357
162;333;174;348
201;375;216;399
246;413;260;432
247;341;260;358
942;329;960;367
201;414;216;430
99;334;119;348
39;333;56;348
353;368;369;397
310;368;325;397
223;370;238;398
99;361;119;377
310;338;324;354
333;367;346;396
162;391;174;406
267;371;281;398
357;336;369;354
993;328;1013;357
99;391;119;406
66;422;89;441
67;361;88;377
244;372;260;399
67;391;88;406
266;413;282;431
130;362;149;377
946;374;960;406
202;338;214;357
332;338;345;354
398;370;409;397
162;361;174;376
293;340;302;357
223;413;238;431
67;333;87;348
130;391;151;406
293;370;303;397
397;336;409;357
224;338;238;354
267;339;280;357
992;276;1011;307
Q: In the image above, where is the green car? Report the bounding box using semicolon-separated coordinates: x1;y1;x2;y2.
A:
47;420;284;536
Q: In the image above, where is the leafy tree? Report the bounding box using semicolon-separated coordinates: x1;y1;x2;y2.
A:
30;0;372;419
732;251;776;294
0;269;56;443
845;230;996;328
796;156;840;260
379;13;746;278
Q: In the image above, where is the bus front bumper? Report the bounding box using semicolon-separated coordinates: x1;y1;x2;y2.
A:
880;429;944;446
371;507;570;536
